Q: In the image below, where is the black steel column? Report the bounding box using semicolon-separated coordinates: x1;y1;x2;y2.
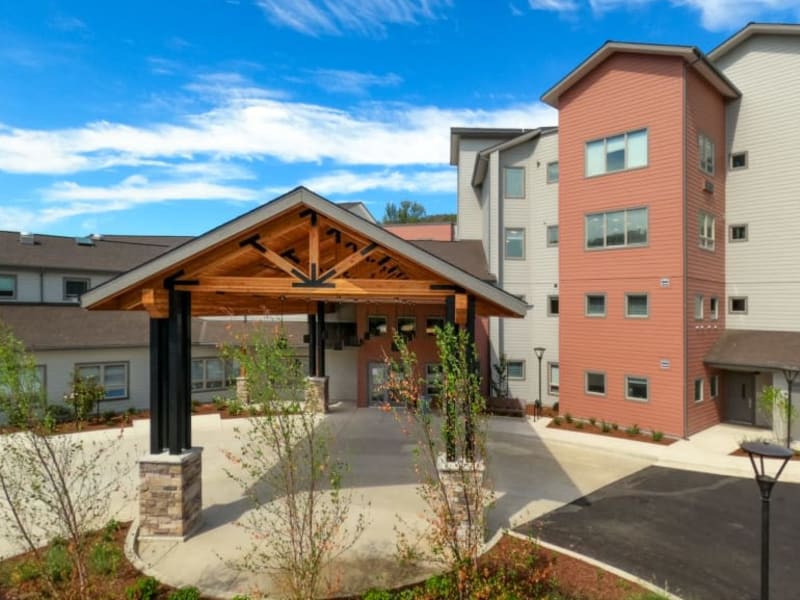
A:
316;301;326;376
308;313;317;376
444;295;456;461
149;318;169;454
465;295;476;461
445;295;456;329
167;288;192;455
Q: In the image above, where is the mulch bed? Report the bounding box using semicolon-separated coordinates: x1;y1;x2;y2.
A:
547;417;676;446
729;446;800;460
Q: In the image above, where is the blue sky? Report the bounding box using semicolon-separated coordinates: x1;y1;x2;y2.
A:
1;1;798;236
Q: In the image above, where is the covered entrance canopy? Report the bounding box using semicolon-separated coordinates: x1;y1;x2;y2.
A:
83;187;528;455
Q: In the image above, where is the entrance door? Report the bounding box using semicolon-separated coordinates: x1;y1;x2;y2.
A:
725;373;755;424
368;362;388;406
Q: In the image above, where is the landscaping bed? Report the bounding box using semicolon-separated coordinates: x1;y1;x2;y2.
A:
547;415;676;446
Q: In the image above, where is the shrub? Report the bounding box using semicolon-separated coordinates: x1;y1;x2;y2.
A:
552;416;563;426
191;399;201;413
231;596;252;600
64;369;105;428
11;560;41;584
46;403;74;424
45;539;72;583
226;400;243;416
552;401;559;414
363;590;395;600
651;430;664;442
212;395;226;411
601;421;611;433
625;424;641;436
611;423;619;431
574;420;584;430
103;518;121;542
126;576;159;600
565;413;573;424
102;410;117;424
89;540;123;575
588;417;597;426
167;586;201;600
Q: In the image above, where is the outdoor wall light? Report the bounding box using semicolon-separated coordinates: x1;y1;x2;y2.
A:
533;347;545;421
740;440;794;600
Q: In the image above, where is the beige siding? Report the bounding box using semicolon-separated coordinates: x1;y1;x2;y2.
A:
716;34;800;331
456;138;503;241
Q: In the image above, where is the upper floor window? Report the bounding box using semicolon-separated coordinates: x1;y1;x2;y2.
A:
699;134;715;175
0;274;16;299
694;294;704;320
585;293;606;317
504;167;525;198
730;151;747;170
586;129;647;176
625;293;649;318
729;296;748;314
63;277;90;301
729;224;748;242
548;295;559;316
505;228;525;259
699;213;716;250
425;317;444;336
397;316;416;341
546;161;559;183
585;208;648;249
546;225;559;247
710;297;719;320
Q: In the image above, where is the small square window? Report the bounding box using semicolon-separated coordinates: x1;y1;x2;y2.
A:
397;316;416;340
710;375;719;398
730;152;747;170
548;295;559;316
504;167;525;198
625;376;649;402
625;293;648;318
586;371;606;395
507;360;525;380
368;315;388;337
710;297;719;320
729;297;748;314
546;225;559;247
585;294;606;317
64;278;90;301
546;161;559;183
0;274;16;299
729;224;748;242
694;378;704;403
548;363;559;395
505;228;525;259
425;317;444;335
694;295;704;320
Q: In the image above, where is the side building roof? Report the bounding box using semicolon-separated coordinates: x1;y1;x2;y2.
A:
708;22;800;61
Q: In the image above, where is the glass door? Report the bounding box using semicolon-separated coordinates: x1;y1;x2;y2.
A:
368;362;388;406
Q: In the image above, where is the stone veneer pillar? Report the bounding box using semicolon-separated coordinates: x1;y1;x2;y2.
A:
307;376;330;413
235;376;249;404
138;447;203;539
436;454;486;550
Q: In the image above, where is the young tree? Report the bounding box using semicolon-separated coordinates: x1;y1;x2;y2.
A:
385;324;489;598
382;199;427;224
222;325;367;600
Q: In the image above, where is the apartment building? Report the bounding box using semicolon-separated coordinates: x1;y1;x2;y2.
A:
452;23;800;438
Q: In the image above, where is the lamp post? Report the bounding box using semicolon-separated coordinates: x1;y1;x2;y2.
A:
534;347;545;422
782;369;798;449
740;440;793;600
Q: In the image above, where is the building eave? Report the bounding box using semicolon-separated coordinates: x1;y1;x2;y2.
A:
708;22;800;62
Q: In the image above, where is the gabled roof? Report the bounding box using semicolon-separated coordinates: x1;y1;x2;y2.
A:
708;22;800;62
449;127;531;165
541;41;740;108
82;187;527;319
471;127;558;187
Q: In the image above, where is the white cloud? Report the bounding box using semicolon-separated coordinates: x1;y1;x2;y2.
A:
306;68;403;94
529;0;579;11
255;0;451;36
272;168;455;195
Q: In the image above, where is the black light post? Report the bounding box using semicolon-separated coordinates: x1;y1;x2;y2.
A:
740;440;793;600
782;369;798;449
534;347;545;422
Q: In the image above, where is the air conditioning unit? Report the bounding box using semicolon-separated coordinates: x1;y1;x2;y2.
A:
19;232;35;245
703;180;715;193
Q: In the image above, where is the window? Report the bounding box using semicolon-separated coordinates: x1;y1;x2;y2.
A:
504;167;525;198
548;363;559;395
546;161;559;183
504;228;525;259
367;315;388;337
586;129;648;176
710;297;719;320
625;293;648;318
699;213;715;250
507;360;525;380
699;134;715;175
0;274;16;299
191;357;238;391
729;297;748;314
710;375;719;399
425;364;441;397
585;294;606;317
397;316;416;340
729;224;748;242
63;277;90;301
34;365;46;396
585;208;648;249
730;152;748;170
625;376;649;402
548;295;559;316
76;362;128;400
425;317;444;335
694;378;704;403
694;295;704;320
546;225;559;247
585;371;606;395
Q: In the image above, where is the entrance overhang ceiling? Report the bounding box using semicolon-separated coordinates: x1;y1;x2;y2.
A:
82;187;528;319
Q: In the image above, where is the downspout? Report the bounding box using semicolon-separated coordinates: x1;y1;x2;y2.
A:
496;152;505;362
682;64;689;439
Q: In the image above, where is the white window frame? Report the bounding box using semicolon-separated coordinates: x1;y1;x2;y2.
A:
191;357;238;391
507;360;525;380
63;277;90;301
710;297;719;320
729;296;748;314
729;151;748;170
0;274;16;300
585;207;648;249
625;293;649;318
503;166;525;199
547;295;559;317
694;378;704;403
729;224;748;242
625;375;649;402
585;371;607;396
548;362;559;395
76;362;129;401
504;228;525;260
546;161;559;184
694;294;704;320
699;212;716;251
699;133;715;175
585;128;648;176
546;225;559;247
710;375;719;399
585;293;606;317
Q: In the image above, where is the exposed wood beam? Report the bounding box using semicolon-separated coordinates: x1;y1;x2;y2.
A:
244;240;308;281
141;288;169;318
309;213;320;279
318;242;378;282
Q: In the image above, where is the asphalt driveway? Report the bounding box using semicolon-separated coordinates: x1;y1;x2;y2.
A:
517;466;800;600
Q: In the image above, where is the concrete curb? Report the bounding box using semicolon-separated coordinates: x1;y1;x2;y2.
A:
503;529;684;600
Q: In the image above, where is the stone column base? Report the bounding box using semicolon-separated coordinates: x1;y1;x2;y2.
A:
436;454;486;551
236;376;249;404
138;447;203;540
307;376;330;413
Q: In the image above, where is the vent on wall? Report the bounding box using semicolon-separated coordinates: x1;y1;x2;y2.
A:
19;232;35;245
703;180;715;194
